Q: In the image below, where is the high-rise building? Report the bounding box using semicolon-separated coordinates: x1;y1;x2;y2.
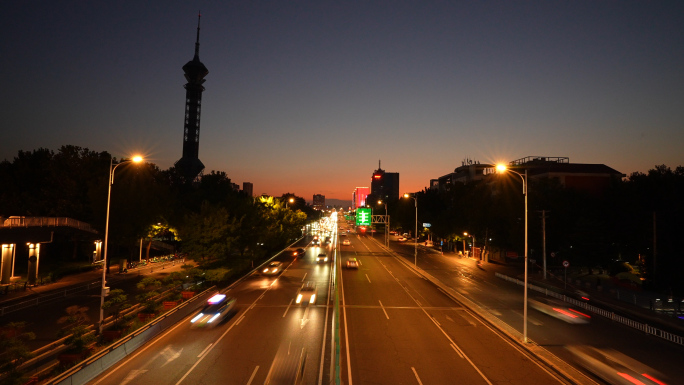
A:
174;14;208;182
370;160;399;202
352;187;370;209
242;182;253;197
313;194;325;210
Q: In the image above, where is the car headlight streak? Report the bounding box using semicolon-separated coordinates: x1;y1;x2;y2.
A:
208;313;221;323
191;313;204;323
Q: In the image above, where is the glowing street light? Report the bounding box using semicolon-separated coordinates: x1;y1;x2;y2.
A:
403;193;417;266
497;163;529;343
463;232;476;259
99;155;143;334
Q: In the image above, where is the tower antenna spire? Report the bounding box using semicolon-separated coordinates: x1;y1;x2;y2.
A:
194;11;201;58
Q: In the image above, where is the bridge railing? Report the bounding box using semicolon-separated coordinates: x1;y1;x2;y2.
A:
1;217;97;233
495;272;684;346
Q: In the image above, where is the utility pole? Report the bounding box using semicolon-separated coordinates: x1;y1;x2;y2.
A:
542;210;547;280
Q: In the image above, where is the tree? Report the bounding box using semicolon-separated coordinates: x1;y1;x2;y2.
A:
0;322;35;385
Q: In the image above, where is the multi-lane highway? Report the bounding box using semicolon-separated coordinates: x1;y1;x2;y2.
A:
385;233;682;385
337;231;573;385
88;218;590;385
89;236;335;385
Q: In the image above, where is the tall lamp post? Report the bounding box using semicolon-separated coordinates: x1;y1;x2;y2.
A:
99;155;143;334
496;164;528;343
378;200;389;248
464;232;476;259
403;193;417;266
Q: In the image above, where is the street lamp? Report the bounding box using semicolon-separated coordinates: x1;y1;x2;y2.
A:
403;193;417;266
496;164;529;343
378;200;389;248
463;232;476;259
286;197;294;209
99;155;143;334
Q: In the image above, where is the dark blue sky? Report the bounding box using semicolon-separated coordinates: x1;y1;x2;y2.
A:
2;1;683;200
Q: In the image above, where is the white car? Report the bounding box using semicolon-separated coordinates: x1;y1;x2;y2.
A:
316;253;328;263
262;261;283;275
190;294;236;328
342;239;351;246
296;282;318;305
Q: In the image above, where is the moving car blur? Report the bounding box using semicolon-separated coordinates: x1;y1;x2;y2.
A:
262;261;283;275
190;294;236;328
566;345;669;385
346;258;358;269
316;253;328;263
529;297;591;324
296;282;318;305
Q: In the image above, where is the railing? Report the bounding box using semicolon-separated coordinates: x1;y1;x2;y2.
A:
1;217;98;233
496;272;684;347
0;281;102;316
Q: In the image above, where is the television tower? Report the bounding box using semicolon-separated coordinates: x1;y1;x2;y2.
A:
175;13;208;181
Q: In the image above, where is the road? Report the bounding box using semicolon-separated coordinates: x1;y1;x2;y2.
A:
88;221;579;385
89;238;335;385
385;234;683;384
337;231;571;385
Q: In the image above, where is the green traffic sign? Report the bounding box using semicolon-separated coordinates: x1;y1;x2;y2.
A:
356;208;371;226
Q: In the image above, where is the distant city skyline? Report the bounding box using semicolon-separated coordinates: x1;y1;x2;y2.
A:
2;1;682;200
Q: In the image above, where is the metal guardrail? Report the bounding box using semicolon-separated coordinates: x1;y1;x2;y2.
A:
496;272;684;346
0;281;101;316
1;217;97;233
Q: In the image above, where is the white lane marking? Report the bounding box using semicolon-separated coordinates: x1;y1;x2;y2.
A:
282;299;294;318
91;308;199;385
357;259;362;265
197;343;212;358
432;316;441;326
365;274;371;283
450;343;464;359
175;286;274;385
379;300;390;320
300;306;310;329
381;261;494;385
246;366;259;385
319;248;335;385
302;273;307;282
341;251;353;385
411;367;424;385
119;369;148;385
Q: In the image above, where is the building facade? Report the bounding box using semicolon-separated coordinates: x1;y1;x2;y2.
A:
370;161;399;202
352;187;370;209
242;182;253;197
313;194;325;210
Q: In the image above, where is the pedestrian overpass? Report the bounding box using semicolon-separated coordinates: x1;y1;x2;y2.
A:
0;217;98;285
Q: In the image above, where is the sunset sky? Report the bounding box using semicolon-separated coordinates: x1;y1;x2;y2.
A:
2;1;683;201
